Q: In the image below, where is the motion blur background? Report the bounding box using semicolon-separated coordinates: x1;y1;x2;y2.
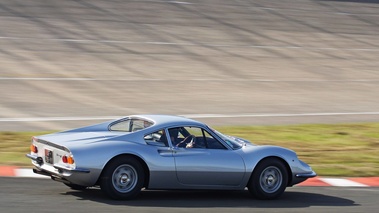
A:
1;0;379;131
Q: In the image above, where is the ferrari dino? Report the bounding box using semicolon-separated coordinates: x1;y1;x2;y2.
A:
27;114;316;200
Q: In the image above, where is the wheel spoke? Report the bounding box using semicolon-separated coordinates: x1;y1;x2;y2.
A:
111;164;138;193
259;166;283;193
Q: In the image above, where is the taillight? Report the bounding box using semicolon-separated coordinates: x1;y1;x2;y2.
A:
30;144;38;153
67;156;74;164
62;155;75;164
62;156;68;163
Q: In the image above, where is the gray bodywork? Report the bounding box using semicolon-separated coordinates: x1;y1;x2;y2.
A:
27;115;316;189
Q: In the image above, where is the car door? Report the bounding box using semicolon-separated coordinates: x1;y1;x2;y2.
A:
170;126;246;186
143;129;177;188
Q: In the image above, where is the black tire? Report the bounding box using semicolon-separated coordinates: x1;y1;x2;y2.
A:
63;183;87;190
100;156;145;200
248;158;288;200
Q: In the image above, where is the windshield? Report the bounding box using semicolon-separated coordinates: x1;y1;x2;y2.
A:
211;129;244;149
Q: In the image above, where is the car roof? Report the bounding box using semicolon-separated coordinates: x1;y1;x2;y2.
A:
110;115;208;143
128;114;205;128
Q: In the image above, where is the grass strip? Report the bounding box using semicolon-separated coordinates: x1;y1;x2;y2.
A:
1;123;378;176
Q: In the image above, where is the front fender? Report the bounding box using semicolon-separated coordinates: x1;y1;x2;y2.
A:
239;145;315;186
237;145;298;185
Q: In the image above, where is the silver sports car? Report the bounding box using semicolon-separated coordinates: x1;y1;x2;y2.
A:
26;115;316;200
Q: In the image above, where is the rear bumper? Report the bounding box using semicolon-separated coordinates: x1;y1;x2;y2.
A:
26;153;90;174
29;164;94;186
53;164;90;174
32;167;73;184
26;153;94;186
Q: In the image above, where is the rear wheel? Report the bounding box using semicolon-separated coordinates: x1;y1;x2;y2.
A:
100;157;145;200
248;158;288;200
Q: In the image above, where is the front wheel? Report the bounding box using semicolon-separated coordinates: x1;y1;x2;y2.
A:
248;158;288;200
100;157;145;200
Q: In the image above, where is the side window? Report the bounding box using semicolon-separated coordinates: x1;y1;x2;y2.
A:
110;119;131;132
203;130;226;149
181;127;206;149
131;120;152;132
110;118;153;132
144;129;168;147
172;126;226;149
167;127;182;146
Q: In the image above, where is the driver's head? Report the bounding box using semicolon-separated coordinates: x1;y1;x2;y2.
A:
168;128;179;138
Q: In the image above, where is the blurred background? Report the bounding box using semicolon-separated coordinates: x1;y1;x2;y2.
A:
1;0;379;131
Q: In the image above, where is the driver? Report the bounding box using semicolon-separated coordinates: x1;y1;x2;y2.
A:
168;127;196;148
168;128;180;146
176;134;196;148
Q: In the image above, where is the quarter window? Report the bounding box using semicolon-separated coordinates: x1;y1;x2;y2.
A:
144;129;168;147
110;118;153;132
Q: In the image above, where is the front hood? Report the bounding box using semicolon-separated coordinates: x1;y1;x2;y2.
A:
241;144;296;157
37;131;127;147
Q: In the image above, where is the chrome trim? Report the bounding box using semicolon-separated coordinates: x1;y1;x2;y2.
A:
53;164;90;173
32;167;73;184
295;171;317;178
26;154;43;164
259;165;283;193
26;153;38;161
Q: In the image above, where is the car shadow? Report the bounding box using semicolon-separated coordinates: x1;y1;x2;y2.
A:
63;188;358;208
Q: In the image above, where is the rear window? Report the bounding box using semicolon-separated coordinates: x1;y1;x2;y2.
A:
109;118;153;132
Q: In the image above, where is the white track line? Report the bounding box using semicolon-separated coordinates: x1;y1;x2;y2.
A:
0;77;93;81
0;116;121;122
0;77;378;82
184;112;379;118
1;112;379;122
1;36;379;52
320;178;368;187
14;169;49;179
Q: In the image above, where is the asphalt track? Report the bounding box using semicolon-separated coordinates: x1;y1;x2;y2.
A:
1;0;379;212
0;177;378;213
